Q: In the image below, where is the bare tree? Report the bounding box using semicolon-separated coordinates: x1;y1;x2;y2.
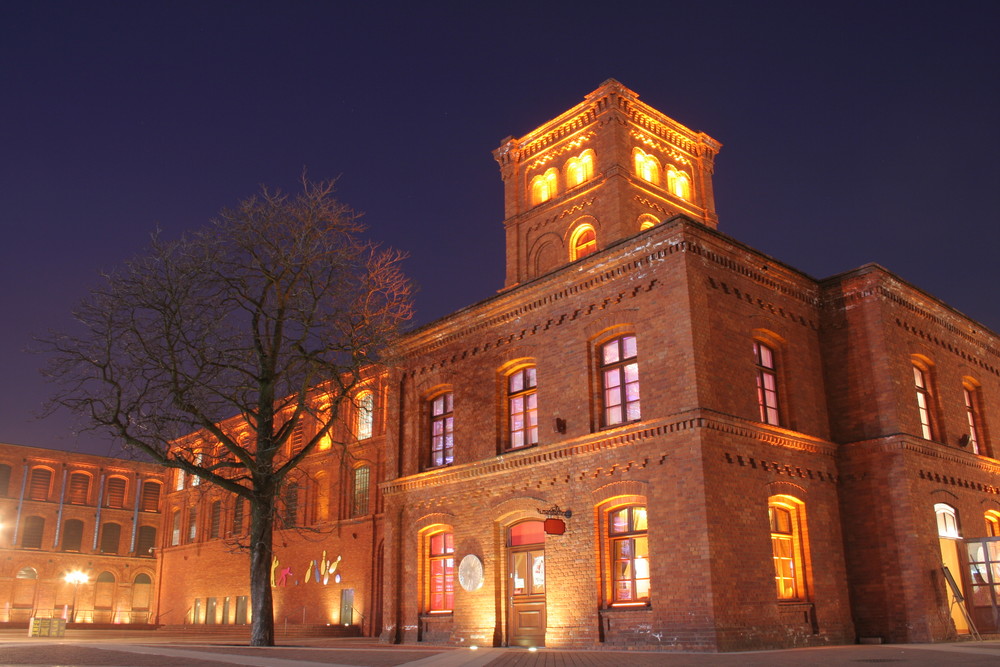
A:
41;180;412;646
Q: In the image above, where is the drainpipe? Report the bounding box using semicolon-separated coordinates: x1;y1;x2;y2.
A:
53;465;68;548
130;476;141;553
92;471;105;551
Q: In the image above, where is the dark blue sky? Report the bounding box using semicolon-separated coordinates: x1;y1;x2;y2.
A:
2;1;998;456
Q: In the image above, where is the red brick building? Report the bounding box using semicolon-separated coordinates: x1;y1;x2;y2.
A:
15;79;1000;651
0;443;165;624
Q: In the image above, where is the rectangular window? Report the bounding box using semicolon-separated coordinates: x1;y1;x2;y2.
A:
210;500;222;539
171;511;181;546
136;525;157;556
22;516;44;549
106;477;127;508
68;473;90;504
187;507;197;543
609;506;649;604
175;469;185;491
28;468;51;501
428;531;455;613
232;498;245;535
964;387;984;455
99;522;121;554
914;366;934;440
352;466;370;517
769;499;807;600
754;341;780;425
508;367;538;450
601;336;640;426
141;481;161;512
430;392;455;467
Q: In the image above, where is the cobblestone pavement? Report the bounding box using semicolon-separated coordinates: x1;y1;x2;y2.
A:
1;635;1000;667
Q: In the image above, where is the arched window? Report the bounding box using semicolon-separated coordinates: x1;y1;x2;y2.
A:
62;519;84;552
565;149;595;188
0;464;11;497
569;223;597;261
666;165;691;200
28;467;52;501
608;506;649;604
426;530;455;613
313;472;330;523
141;481;161;512
355;390;374;440
209;500;222;538
105;476;127;508
632;148;660;185
507;366;538;450
986;511;1000;537
768;496;808;600
352;465;370;517
100;522;121;554
429;392;455;468
68;472;90;504
170;510;181;546
600;335;640;426
529;167;559;205
935;503;960;538
16;567;37;579
282;483;299;528
638;214;659;231
186;507;197;543
912;357;937;441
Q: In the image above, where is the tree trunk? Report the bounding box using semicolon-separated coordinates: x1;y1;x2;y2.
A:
249;497;275;646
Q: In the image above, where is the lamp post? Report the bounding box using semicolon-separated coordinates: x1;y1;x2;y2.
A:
64;571;88;623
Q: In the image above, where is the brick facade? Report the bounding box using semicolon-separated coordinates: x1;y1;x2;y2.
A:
8;80;1000;651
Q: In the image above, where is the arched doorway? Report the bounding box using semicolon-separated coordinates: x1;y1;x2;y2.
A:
507;520;545;647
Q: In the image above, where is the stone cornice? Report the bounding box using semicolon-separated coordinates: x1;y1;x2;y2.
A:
381;409;837;496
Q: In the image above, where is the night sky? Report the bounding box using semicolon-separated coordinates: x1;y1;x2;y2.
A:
2;1;998;456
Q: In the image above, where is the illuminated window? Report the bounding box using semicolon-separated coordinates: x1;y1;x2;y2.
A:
427;531;455;613
529;167;559;205
601;335;640;426
769;497;807;600
352;465;370;517
632;148;660;185
429;392;454;468
355;390;374;440
28;467;52;501
141;481;161;512
106;477;127;508
935;503;960;538
99;522;121;554
191;452;202;486
963;382;986;456
667;165;691;200
68;472;90;504
187;507;197;543
508;366;538;450
569;223;597;261
22;516;44;549
985;511;1000;537
565;149;595;188
754;341;780;426
175;469;185;491
638;214;658;231
170;510;181;546
609;506;649;604
913;361;936;440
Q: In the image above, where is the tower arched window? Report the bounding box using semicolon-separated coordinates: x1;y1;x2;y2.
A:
529;168;559;206
768;495;809;600
569;224;597;261
667;166;691;200
355;390;374;440
632;148;660;185
565;149;595;188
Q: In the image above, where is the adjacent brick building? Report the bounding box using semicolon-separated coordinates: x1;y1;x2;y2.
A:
0;443;165;624
8;79;1000;650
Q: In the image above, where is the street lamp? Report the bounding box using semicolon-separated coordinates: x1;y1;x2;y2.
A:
64;571;88;623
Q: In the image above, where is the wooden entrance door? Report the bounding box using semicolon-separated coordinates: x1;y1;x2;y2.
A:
508;520;545;647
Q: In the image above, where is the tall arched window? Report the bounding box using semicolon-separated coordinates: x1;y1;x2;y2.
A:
507;366;538;450
28;467;52;501
105;476;127;508
600;335;640;426
632;148;660;184
352;465;370;517
935;503;959;538
565;149;595;188
609;505;649;604
355;390;374;440
529;168;559;205
100;522;122;554
429;391;455;468
22;516;44;549
141;481;161;512
912;358;937;441
768;495;808;600
62;519;84;552
68;472;90;504
754;341;780;426
667;165;691;199
426;529;455;613
569;223;597;261
986;510;1000;537
963;379;986;456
